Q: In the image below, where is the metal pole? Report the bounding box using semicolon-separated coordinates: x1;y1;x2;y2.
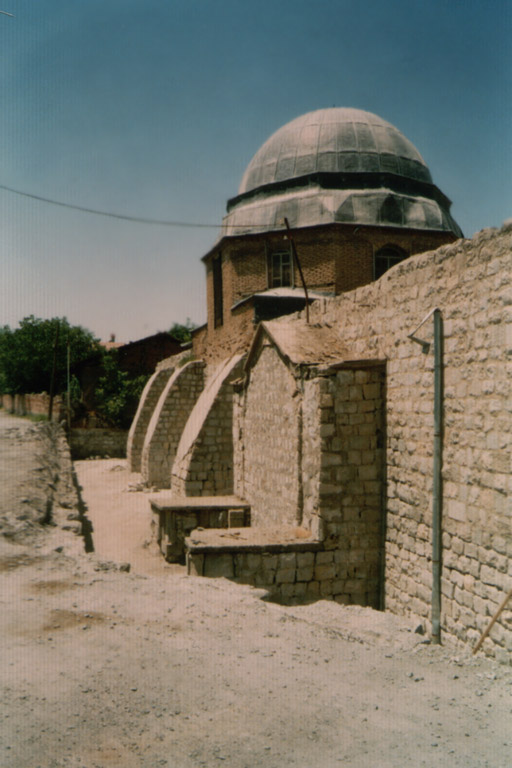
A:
284;218;310;323
431;308;443;644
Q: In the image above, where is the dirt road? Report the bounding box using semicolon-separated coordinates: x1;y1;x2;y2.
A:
0;412;510;767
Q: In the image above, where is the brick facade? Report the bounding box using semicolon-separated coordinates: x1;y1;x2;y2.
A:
196;223;454;365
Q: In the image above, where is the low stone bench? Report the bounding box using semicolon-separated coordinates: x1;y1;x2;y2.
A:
185;526;325;602
149;495;250;562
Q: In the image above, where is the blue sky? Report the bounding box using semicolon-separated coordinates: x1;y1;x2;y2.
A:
1;0;510;341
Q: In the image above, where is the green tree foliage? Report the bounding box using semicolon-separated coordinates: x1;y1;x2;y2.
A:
93;349;148;429
169;317;197;344
0;316;99;395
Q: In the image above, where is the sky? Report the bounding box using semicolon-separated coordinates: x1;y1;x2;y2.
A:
0;0;510;343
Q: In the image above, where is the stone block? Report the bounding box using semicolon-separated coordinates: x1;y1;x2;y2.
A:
315;563;335;581
275;568;296;584
296;567;314;582
320;580;334;596
278;552;297;569
187;553;204;577
297;552;315;567
316;551;334;565
204;554;234;579
294;582;308;598
279;583;296;599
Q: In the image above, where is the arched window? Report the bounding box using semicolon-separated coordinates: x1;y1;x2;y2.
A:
374;245;407;279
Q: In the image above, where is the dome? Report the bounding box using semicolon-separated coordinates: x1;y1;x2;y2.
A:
222;108;462;238
239;108;432;195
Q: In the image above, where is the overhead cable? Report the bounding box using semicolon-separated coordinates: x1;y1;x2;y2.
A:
0;182;278;230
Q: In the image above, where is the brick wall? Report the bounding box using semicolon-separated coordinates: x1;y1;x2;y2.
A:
1;393;66;421
199;224;454;365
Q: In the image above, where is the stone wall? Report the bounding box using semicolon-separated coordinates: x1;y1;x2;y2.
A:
309;366;385;608
69;428;127;459
234;344;301;527
127;368;176;471
171;355;244;496
299;223;512;659
234;355;385;608
140;361;205;488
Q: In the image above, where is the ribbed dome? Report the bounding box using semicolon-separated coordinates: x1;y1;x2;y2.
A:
239;108;432;195
221;107;462;239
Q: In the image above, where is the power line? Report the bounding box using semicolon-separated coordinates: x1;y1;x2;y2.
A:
0;183;221;228
0;182;284;230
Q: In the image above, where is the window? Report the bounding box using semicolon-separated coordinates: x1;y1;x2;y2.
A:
268;248;293;288
213;254;223;327
374;245;407;279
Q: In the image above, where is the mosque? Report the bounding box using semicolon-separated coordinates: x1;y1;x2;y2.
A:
126;108;510;656
192;107;462;362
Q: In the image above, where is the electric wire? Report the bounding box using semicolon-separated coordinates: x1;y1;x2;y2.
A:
0;182;280;229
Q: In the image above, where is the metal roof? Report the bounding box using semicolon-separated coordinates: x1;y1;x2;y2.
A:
239;108;432;194
221;185;462;237
220;108;462;239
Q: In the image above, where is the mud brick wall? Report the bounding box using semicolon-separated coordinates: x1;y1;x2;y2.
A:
301;223;512;659
140;361;205;488
234;344;301;527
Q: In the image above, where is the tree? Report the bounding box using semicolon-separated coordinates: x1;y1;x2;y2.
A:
169;318;197;344
0;316;99;395
93;348;148;429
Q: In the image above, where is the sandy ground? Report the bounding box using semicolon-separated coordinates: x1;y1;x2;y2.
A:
0;412;511;768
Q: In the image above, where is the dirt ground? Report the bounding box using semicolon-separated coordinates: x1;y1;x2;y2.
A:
0;412;511;768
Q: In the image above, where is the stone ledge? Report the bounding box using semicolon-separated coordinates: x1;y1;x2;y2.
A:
150;494;249;513
185;526;322;555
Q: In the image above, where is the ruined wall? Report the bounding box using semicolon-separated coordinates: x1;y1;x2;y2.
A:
140;361;205;488
302;223;512;659
234;344;301;527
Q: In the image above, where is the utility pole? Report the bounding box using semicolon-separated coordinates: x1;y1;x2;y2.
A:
284;218;310;323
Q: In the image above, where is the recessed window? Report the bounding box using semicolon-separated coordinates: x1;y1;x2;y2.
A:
374;245;407;279
268;249;293;288
213;254;223;327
